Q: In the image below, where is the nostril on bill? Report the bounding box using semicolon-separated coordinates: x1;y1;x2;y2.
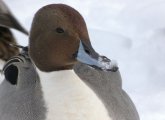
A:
85;49;90;55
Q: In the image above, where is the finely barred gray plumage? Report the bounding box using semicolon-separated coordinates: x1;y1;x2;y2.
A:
0;50;46;120
74;63;140;120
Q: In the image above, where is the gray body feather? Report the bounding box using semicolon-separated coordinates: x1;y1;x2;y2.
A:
0;54;46;120
0;54;139;120
74;62;140;120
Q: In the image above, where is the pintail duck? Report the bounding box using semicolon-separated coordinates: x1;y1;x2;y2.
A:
0;0;28;81
0;0;28;62
0;4;139;120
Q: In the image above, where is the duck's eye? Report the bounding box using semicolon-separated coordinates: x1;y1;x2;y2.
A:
56;27;64;33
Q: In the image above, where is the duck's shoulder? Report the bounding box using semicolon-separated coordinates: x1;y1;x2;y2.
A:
74;62;122;87
74;62;140;120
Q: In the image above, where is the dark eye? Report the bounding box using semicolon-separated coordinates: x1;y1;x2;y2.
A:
56;27;64;33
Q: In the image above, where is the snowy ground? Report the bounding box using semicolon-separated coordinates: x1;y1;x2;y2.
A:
4;0;165;120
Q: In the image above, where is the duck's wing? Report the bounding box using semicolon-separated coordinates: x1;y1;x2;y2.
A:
74;62;140;120
0;0;28;35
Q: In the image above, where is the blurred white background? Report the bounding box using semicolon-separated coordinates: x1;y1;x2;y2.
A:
4;0;165;119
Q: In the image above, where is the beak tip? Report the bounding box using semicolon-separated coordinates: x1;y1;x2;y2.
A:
98;59;119;72
107;66;119;72
76;40;118;72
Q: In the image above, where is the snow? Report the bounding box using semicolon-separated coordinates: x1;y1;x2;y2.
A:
4;0;165;119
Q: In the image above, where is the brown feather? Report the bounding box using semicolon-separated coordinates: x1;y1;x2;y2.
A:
0;26;19;61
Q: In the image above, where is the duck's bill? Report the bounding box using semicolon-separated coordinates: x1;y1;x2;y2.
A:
76;40;118;72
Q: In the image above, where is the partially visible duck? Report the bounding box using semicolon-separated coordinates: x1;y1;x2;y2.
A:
0;0;28;81
0;27;19;62
0;48;46;120
0;4;139;120
0;0;28;34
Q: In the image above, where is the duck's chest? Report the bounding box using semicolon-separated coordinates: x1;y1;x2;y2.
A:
38;70;111;120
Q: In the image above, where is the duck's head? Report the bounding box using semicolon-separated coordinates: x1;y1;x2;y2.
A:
29;4;118;72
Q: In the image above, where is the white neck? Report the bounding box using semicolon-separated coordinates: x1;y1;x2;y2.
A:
37;68;111;120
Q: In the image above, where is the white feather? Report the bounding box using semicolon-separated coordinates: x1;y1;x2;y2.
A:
37;69;111;120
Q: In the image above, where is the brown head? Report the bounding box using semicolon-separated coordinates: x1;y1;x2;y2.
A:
29;4;116;72
29;4;98;71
